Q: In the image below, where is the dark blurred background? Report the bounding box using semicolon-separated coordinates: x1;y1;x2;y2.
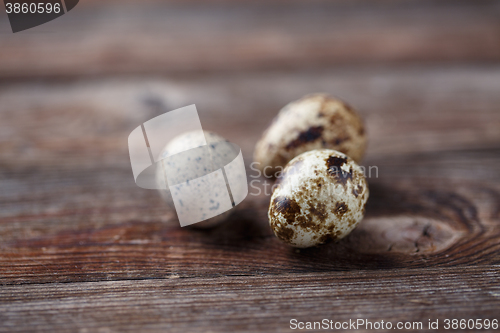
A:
1;0;499;165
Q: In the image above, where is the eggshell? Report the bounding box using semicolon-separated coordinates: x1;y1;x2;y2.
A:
254;94;366;177
268;149;369;248
155;130;234;229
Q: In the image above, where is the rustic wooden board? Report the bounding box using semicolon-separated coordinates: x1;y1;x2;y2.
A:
0;1;499;79
1;0;500;331
1;149;499;284
1;267;499;333
1;66;499;332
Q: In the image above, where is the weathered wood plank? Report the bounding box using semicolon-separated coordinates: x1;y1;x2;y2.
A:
0;67;499;286
1;0;499;330
1;168;499;285
0;1;499;78
1;267;499;332
1;66;499;166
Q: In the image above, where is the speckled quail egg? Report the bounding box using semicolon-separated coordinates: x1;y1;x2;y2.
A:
268;149;369;248
155;130;234;229
254;93;366;177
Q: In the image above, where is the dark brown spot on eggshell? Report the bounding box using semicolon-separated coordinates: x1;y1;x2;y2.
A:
326;155;347;170
309;202;327;219
272;196;301;222
274;226;295;243
295;215;316;230
333;202;349;217
318;229;342;245
318;233;333;244
326;156;353;187
352;184;363;198
285;126;324;150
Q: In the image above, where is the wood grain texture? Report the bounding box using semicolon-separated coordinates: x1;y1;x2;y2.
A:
1;0;500;331
1;267;500;333
1;157;499;284
0;68;499;281
0;1;499;79
1;66;499;165
1;67;499;330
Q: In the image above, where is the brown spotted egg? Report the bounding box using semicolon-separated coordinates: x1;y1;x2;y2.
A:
268;149;369;248
254;94;366;177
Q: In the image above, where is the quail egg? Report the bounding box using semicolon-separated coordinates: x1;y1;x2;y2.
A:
254;94;366;177
269;149;369;248
156;130;235;229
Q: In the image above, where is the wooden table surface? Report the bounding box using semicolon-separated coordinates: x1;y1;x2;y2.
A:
1;0;499;332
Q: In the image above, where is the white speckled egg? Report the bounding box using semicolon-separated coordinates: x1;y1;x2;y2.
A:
254;94;366;177
268;149;369;248
156;130;234;229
